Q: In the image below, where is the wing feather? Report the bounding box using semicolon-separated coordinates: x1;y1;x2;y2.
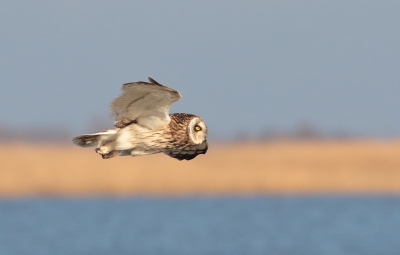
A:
110;77;181;130
164;140;208;161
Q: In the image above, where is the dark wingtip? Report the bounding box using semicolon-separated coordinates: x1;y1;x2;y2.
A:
175;154;198;161
148;77;160;84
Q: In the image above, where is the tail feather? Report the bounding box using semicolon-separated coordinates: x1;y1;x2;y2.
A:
72;134;100;147
72;129;117;147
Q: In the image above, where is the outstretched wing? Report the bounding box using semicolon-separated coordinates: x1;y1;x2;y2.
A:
110;77;181;130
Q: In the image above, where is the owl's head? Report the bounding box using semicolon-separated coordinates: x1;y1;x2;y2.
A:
188;116;207;145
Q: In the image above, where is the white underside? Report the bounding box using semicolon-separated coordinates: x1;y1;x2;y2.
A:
100;125;166;157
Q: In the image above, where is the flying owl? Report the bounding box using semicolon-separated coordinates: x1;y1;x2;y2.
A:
72;77;208;160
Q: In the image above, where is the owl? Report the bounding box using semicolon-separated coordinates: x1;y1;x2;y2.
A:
72;77;208;160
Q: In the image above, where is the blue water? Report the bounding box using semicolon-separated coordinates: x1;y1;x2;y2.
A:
0;197;399;255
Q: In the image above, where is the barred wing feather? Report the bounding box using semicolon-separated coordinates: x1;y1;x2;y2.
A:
109;78;181;130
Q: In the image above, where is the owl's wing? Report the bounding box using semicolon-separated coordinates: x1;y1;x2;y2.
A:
110;77;182;130
164;140;208;161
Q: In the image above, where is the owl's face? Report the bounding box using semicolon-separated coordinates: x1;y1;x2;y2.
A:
188;117;207;144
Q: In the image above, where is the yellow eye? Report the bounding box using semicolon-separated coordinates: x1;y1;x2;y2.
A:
195;125;202;131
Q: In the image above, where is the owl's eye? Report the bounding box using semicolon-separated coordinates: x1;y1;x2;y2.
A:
194;125;202;131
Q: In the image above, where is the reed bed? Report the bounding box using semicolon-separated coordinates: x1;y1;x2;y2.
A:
1;141;399;196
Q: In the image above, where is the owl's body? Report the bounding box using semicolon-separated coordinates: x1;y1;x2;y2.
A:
73;78;208;161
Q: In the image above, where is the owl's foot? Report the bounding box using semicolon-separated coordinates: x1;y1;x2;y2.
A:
95;145;120;159
101;150;121;159
95;145;112;155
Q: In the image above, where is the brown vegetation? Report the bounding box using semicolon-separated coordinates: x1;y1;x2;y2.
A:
1;141;400;197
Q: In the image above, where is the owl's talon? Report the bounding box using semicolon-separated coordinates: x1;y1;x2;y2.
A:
95;146;109;155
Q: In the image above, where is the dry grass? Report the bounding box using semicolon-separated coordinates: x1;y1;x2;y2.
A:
1;141;400;197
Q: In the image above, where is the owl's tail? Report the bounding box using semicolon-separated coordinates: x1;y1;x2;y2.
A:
72;129;120;159
72;129;117;147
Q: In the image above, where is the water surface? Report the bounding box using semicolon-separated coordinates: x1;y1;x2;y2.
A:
0;197;399;255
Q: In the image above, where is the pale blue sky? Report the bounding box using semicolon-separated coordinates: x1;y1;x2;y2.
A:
1;1;399;140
